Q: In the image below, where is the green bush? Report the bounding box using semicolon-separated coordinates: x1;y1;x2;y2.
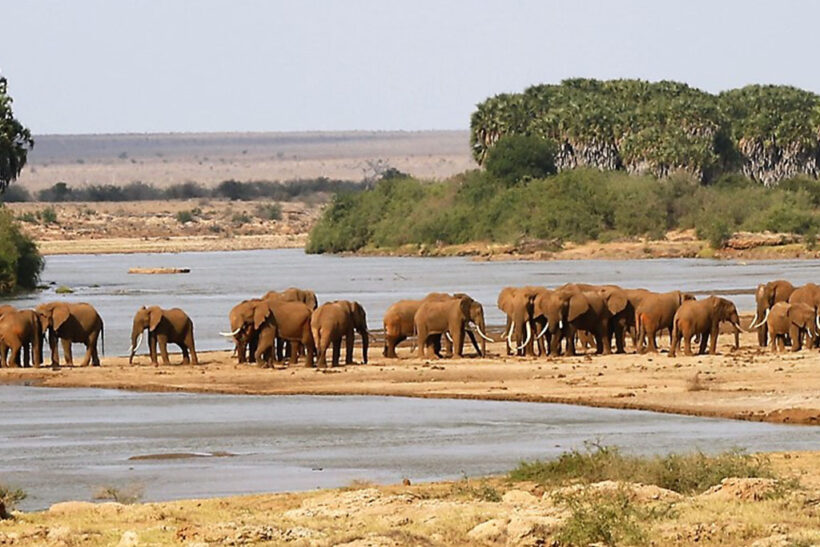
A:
0;207;44;294
0;482;27;517
231;212;252;226
509;443;776;495
306;169;820;253
484;134;557;185
175;210;195;224
255;202;283;220
39;207;58;224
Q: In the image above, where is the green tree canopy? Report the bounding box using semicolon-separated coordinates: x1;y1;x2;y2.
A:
0;77;34;192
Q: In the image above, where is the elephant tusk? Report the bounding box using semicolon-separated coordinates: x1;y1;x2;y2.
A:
815;313;820;332
130;332;144;355
517;322;532;350
750;308;769;330
536;321;549;339
558;319;564;331
470;322;495;343
750;310;759;329
219;327;242;337
507;321;515;346
445;331;454;343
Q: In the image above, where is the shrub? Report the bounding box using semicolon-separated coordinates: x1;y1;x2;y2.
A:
165;181;208;200
255;202;283;220
698;218;731;249
37;182;72;202
92;483;144;504
509;443;776;494
231;212;252;226
0;483;27;517
0;185;31;202
484;134;558;185
0;207;44;293
39;207;58;224
553;486;658;547
175;210;195;224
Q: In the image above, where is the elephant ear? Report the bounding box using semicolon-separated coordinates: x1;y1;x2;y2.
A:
53;306;70;330
606;291;628;315
149;308;163;332
567;294;589;322
254;303;272;330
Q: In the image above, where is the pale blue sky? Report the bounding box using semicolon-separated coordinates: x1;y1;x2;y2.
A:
1;0;815;134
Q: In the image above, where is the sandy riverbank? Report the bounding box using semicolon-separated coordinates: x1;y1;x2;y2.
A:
1;329;818;426
1;451;817;546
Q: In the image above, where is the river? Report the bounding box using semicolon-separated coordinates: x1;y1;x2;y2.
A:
3;249;820;355
2;386;818;510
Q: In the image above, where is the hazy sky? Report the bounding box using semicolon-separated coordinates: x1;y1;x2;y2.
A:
2;0;816;135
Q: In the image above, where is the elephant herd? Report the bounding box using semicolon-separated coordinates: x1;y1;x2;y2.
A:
494;284;744;358
0;278;814;369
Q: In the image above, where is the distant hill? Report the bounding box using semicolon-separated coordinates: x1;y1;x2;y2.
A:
17;130;473;190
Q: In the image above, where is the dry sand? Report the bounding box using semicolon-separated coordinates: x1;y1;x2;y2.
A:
2;328;817;426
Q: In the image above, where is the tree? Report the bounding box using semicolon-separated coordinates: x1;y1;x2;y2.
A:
0;76;34;193
484;134;557;185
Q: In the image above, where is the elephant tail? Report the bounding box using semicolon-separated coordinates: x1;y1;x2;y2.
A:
100;321;105;357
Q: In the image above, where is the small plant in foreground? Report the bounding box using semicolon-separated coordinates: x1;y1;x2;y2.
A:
450;479;502;502
255;202;283;221
93;482;144;504
39;206;58;224
175;210;195;224
552;486;665;547
0;483;27;518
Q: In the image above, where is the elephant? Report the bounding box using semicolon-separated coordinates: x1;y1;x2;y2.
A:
765;302;819;353
749;280;796;346
534;286;611;356
252;299;315;367
786;283;820;347
635;291;696;353
129;306;198;366
0;309;43;368
264;288;318;310
497;286;545;356
36;302;104;367
610;287;652;350
311;300;368;367
223;298;263;363
383;299;425;358
669;296;742;357
414;293;491;359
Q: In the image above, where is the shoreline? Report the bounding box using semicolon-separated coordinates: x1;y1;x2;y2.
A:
2;331;818;426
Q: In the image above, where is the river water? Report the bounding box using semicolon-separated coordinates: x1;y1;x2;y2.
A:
3;249;820;355
2;386;818;511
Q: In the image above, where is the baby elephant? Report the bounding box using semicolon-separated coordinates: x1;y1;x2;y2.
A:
129;306;198;366
766;302;819;352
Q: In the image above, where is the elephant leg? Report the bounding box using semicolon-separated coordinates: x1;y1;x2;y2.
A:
158;335;171;366
331;338;342;367
180;344;190;365
757;323;767;347
345;329;355;365
85;330;100;367
9;345;21;368
62;339;74;366
565;327;577;356
187;335;199;366
771;334;779;353
683;333;694;356
22;343;30;368
386;335;404;358
0;341;7;368
644;328;657;353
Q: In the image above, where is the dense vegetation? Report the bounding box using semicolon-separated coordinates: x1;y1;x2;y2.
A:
306;168;820;253
0;177;359;203
0;76;41;294
471;79;820;185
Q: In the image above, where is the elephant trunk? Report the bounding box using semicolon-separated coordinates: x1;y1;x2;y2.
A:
732;322;741;349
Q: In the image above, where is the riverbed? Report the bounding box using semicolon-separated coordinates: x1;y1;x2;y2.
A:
2;386;818;511
4;249;820;355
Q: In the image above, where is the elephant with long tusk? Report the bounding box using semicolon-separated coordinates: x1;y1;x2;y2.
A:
497;286;549;357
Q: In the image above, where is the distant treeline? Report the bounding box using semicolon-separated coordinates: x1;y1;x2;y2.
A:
0;178;360;203
306;169;820;254
471;78;820;185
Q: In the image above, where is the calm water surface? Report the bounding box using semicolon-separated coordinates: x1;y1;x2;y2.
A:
2;386;818;510
4;249;820;355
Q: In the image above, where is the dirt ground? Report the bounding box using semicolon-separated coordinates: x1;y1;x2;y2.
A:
7;200;319;254
2;328;818;426
0;452;817;546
